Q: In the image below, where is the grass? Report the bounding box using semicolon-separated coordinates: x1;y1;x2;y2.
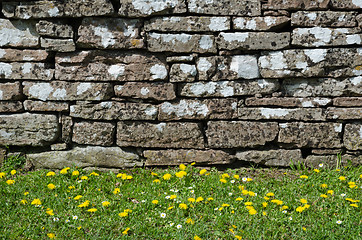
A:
0;162;361;239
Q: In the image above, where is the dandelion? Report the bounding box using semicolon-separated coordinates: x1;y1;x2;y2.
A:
262;211;267;216
320;194;328;198
153;179;160;183
179;203;187;210
47;233;55;239
222;203;230;207
46;208;54;216
0;172;6;178
89;172;99;176
249;208;257;215
244;202;253;206
47;183;56;190
336;220;342;224
248;191;256;197
338;176;346;181
222;173;230;179
60;167;70;174
200;169;207;175
151;172;158;176
31;199;42;206
281;205;289;210
313;169;320;173
262;202;268;208
168;206;174;210
264;196;269;200
175;171;187;178
152;200;159;205
176;224;182;229
78;200;90;208
327;190;334;195
300;199;308;204
194;236;202;240
236;197;243;201
207;197;214;201
160;213;166;218
122;227;130;235
220;178;227;183
163;173;172;180
235;235;242;240
20;199;27;205
102;201;110;207
170;195;177;200
266;192;274;197
179;164;186;170
247;178;252;182
80;176;88;180
73;215;78;220
87;208;97;213
196;197;204;202
6;180;15;185
74;195;82;200
113;188;120;194
68;186;75;190
320;184;328;188
350;204;358;208
119;212;128;217
191;162;196;166
186;218;195;224
233;174;239;179
10;170;16;175
72;170;79;176
300;175;308;179
296;206;304;213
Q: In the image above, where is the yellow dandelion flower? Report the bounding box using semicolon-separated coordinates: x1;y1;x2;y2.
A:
77;226;82;230
188;198;195;203
222;173;230;178
124;209;132;213
300;199;308;204
113;188;120;194
60;167;70;174
220;178;227;183
300;175;308;179
31;199;42;206
186;218;195;224
179;203;187;209
46;171;55;176
236;197;243;201
327;190;334;195
47;183;56;190
68;186;75;190
152;200;159;204
350;204;358;208
179;164;186;170
196;197;204;202
320;184;328;188
238;185;245;190
89;172;99;176
47;233;55;239
244;202;253;206
72;170;79;176
229;228;235;233
122;227;130;235
233;174;239;179
271;199;283;205
320;194;328;198
345;198;360;203
46;209;54;216
151;172;158;176
170;195;177;200
6;180;15;185
175;171;187;178
281;205;289;210
262;202;268;208
168;206;174;210
20;199;27;205
266;192;274;197
194;235;202;240
235;235;242;240
10;170;16;175
262;211;267;216
249;208;257;215
78;200;90;208
360;174;362;178
163;173;172;180
207;197;214;201
349;184;357;189
242;190;249;195
199;169;207;175
87;208;97;213
153;179;160;183
191;162;196;166
74;195;83;200
102;201;110;207
222;203;230;207
80;176;88;180
296;206;304;212
0;172;6;178
338;176;346;181
264;196;269;200
248;191;256;197
336;169;341;171
313;169;320;173
119;212;128;217
247;178;253;182
304;204;310;209
116;173;125;178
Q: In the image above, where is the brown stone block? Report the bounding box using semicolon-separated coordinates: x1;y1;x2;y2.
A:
24;100;69;112
0;49;49;62
187;0;261;16
40;38;76;52
236;149;302;167
0;19;39;48
333;97;362;107
0;62;54;80
291;11;357;27
0;82;21;100
72;121;115;146
114;82;176;101
344;123;362;150
245;97;332;107
36;20;74;38
119;0;186;17
170;64;197;82
0;101;23;113
263;0;329;10
238;108;325;121
326;108;362;120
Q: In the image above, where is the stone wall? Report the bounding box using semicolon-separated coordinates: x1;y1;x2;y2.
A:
0;0;361;170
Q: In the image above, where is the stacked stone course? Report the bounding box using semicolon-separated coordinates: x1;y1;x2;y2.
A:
0;0;361;170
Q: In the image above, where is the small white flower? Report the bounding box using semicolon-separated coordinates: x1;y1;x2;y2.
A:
165;195;170;199
176;224;182;229
170;189;175;192
228;192;233;196
53;217;59;222
77;180;83;183
336;220;342;224
141;192;145;194
174;189;179;193
214;208;218;211
282;210;287;214
160;213;166;218
230;180;235;183
188;187;193;189
170;223;174;227
176;200;181;203
242;177;248;182
341;193;346;197
190;190;194;193
141;200;146;203
318;163;324;168
72;215;78;220
65;219;70;223
289;217;293;220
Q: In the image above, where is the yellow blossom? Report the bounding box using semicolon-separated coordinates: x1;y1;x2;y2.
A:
191;162;196;166
46;208;54;216
179;164;186;170
345;198;360;203
300;199;308;204
87;208;97;213
222;203;230;207
179;203;187;209
222;173;230;178
242;190;249;195
151;172;158;176
207;197;214;201
271;199;283;205
20;199;27;205
247;178;253;182
10;170;16;175
152;200;159;204
102;201;110;207
320;194;328;198
196;197;204;202
47;183;56;190
296;206;304;212
46;171;55;177
78;200;90;208
113;188;120;194
119;212;128;217
60;167;70;174
266;192;274;197
249;208;257;215
153;179;160;183
175;171;187;178
350;204;358;208
186;218;195;224
194;235;202;240
220;178;227;183
188;198;195;203
199;169;207;175
338;176;346;181
6;180;15;185
320;184;328;188
124;209;132;213
248;191;256;197
244;202;253;206
281;205;289;210
47;233;56;239
264;196;270;201
89;172;99;176
170;195;177;200
122;227;130;235
300;175;308;179
74;195;83;200
233;175;239;179
262;211;267;216
68;186;75;190
235;235;242;240
31;199;42;206
163;173;172;180
80;176;88;180
236;197;243;201
327;190;334;195
168;206;174;210
0;172;6;178
77;226;82;230
313;169;320;173
72;170;79;176
262;202;268;208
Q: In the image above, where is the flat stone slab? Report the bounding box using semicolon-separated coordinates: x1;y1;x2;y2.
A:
114;82;176;101
0;113;59;146
326;108;362;120
118;0;186;17
207;121;279;148
245;97;332;107
291;11;357;27
0;19;39;48
41;38;76;52
344;123;362;150
72;122;115;146
77;18;144;49
0;49;49;62
0;82;22;100
117;122;204;148
305;154;361;168
263;0;329;10
36;20;74;38
236;149;302;167
24;100;69;112
0;102;23;113
333;97;362;107
233;16;290;31
187;0;261;16
330;0;362;9
0;62;54;80
27;146;142;169
238;108;325;121
170;63;197;82
144;149;233;166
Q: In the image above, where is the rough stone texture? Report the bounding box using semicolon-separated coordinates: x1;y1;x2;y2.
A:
326;108;362;120
333;97;362;107
55;51;168;81
263;0;330;10
166;55;195;63
187;0;261;16
311;149;342;155
0;113;59;146
217;32;290;50
0;62;54;80
344;123;362;150
114;82;176;101
144;149;233;166
278;122;342;148
170;64;197;82
0;101;23;113
23;81;112;101
304;155;362;168
291;11;357;27
0;147;6;167
36;20;74;38
41;38;76;52
207;121;279;148
145;16;230;32
330;0;362;9
117;122;204;148
292;27;362;47
236;149;302;167
180;80;279;97
61;115;72;144
159;99;238;121
0;19;39;48
77;18;144;49
72;121;115;146
0;49;49;62
245;97;332;107
51;143;68;151
24;100;69;112
70;102;158;121
147;33;217;53
233;16;290;31
238;108;325;121
0;82;22;100
118;0;186;17
27;146;142;169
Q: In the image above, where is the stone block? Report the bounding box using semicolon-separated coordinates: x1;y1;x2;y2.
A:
118;0;186;17
170;64;197;82
0;19;39;48
36;20;74;38
263;0;329;10
305;155;361;168
166;55;195;63
233;16;290;31
70;102;158;121
207;121;278;148
40;38;76;52
77;18;144;49
114;82;176;101
72;121;115;146
147;33;217;53
145;16;230;32
117;122;204;148
0;113;59;146
236;149;302;167
291;11;357;27
245;97;332;107
24;100;69;112
311;149;342;155
0;49;49;62
0;102;23;113
158;99;238;121
187;0;261;16
0;62;54;80
326;108;362;120
330;0;362;9
27;146;142;169
278;122;342;148
50;143;68;151
344;123;362;150
23;81;112;101
0;82;22;100
0;147;6;167
333;97;362;107
217;32;290;50
61;115;72;144
238;108;325;121
144;149;233;166
55;51;168;81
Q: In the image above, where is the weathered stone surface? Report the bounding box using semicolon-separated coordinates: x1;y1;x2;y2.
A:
0;19;39;48
304;155;361;168
218;32;290;50
0;101;23;113
282;78;362;97
233;16;290;31
263;0;329;10
23;81;112;101
170;64;197;82
259;48;362;78
344;123;362;150
238;108;325;121
36;20;73;38
50;143;68;151
159;99;238;121
144;149;233;166
0;147;6;167
24;100;69;112
0;62;54;80
166;55;195;63
70;102;158;120
61;115;72;144
55;51;168;81
77;18;144;49
118;0;186;17
147;33;217;53
236;149;302;167
278;122;342;148
0;113;59;146
72;121;115;146
245;97;332;107
27;146;142;169
180;80;279;97
114;82;175;101
292;27;361;47
145;16;230;32
197;55;260;81
188;0;261;16
2;0;114;18
291;11;357;27
330;0;362;9
117;122;204;148
0;49;49;62
0;82;21;100
333;97;362;107
41;38;75;52
207;121;279;148
311;149;342;155
326;108;362;120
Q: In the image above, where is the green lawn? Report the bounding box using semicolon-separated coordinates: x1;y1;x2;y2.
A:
0;162;361;239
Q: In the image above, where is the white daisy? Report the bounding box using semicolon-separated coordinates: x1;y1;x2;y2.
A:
160;213;166;218
72;215;78;220
336;220;342;224
176;224;182;229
